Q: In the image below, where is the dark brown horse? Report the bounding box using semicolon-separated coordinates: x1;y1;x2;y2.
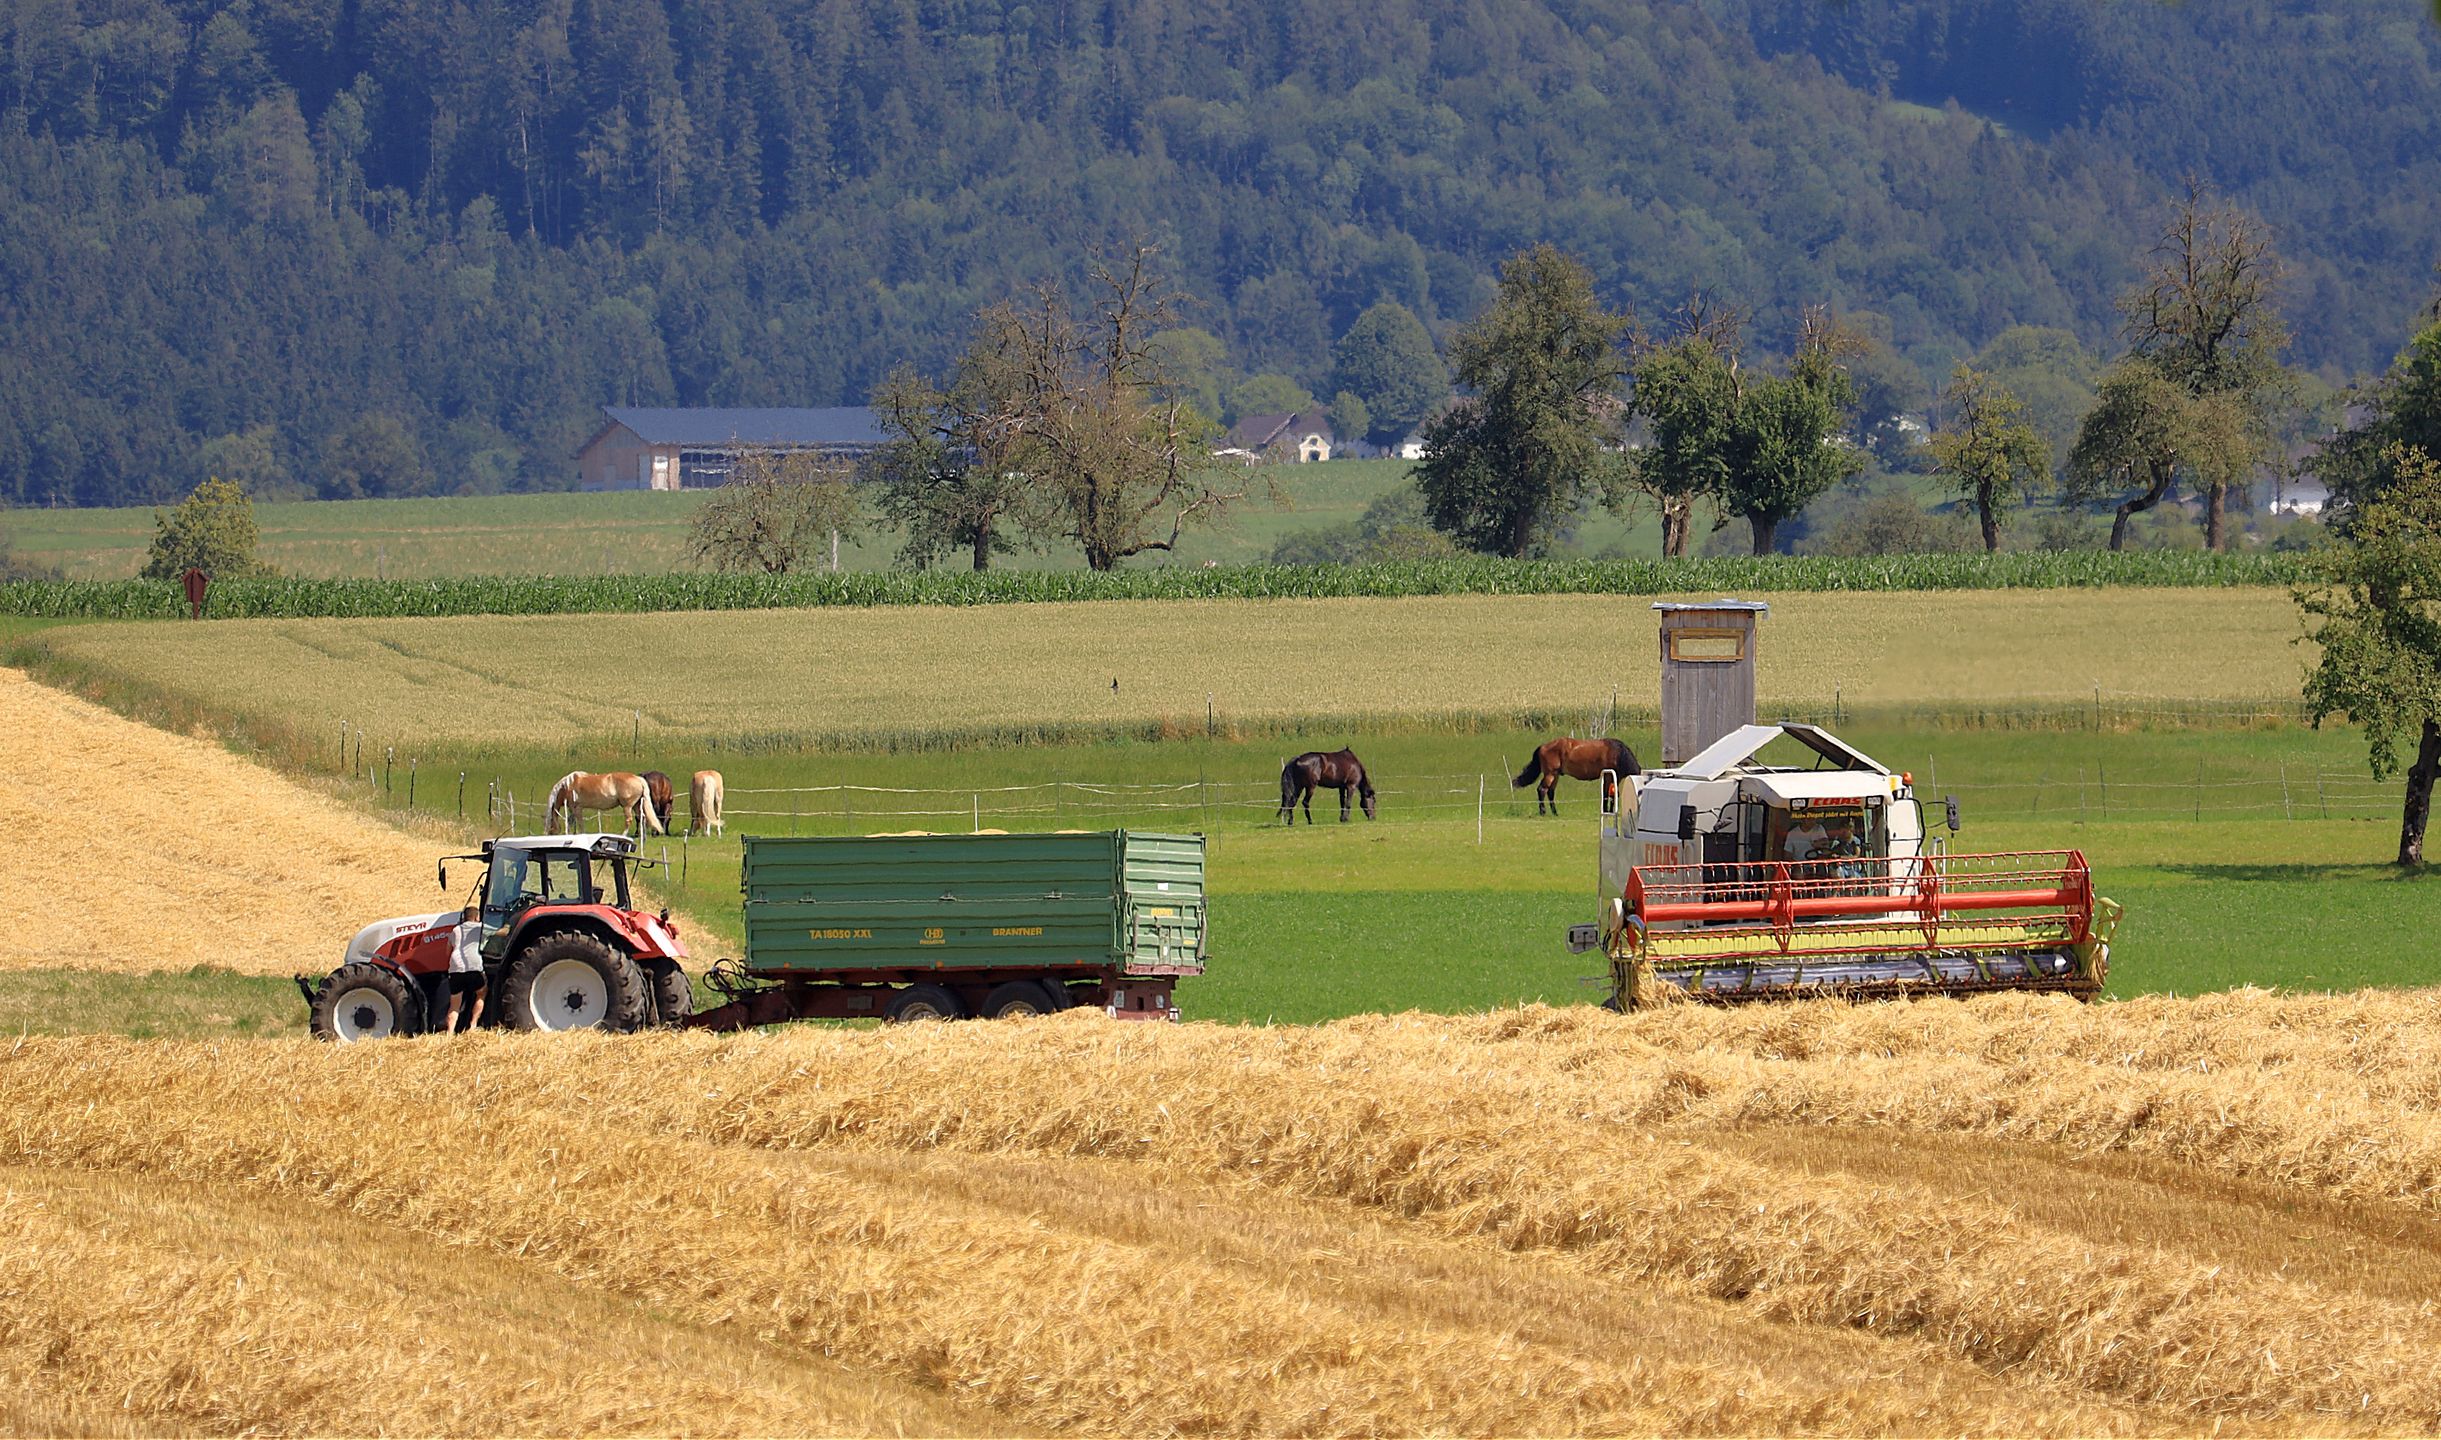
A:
641;771;676;833
1280;749;1377;824
1513;737;1641;815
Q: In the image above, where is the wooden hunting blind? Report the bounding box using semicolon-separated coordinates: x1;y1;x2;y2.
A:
1654;600;1768;766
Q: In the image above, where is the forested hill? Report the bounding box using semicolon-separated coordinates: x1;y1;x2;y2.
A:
3;0;2435;508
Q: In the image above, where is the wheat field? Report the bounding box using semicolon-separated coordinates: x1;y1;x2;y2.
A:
12;993;2441;1436
29;587;2308;745
0;665;450;975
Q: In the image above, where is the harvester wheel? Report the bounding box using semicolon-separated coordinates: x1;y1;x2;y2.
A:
309;963;419;1043
643;959;694;1028
980;980;1057;1019
883;983;963;1024
499;931;648;1034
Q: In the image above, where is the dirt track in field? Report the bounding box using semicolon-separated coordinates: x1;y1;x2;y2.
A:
16;995;2441;1435
0;664;443;973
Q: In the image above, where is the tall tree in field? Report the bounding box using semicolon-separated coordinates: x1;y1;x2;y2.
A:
141;477;276;580
868;356;1031;571
2075;183;2290;550
1329;302;1449;447
2066;362;2254;550
685;451;860;574
1929;365;2053;551
1626;299;1746;557
2296;443;2441;866
1717;309;1864;555
1417;246;1628;558
987;248;1256;571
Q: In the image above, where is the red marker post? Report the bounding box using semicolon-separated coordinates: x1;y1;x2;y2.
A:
180;567;209;620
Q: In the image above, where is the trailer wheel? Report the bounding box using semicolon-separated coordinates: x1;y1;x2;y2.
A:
980;980;1058;1019
309;963;419;1043
643;959;694;1027
883;983;962;1024
499;931;648;1034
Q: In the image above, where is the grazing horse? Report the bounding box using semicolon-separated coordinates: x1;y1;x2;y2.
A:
545;770;664;836
1279;748;1377;825
640;771;676;832
689;769;725;836
1513;737;1642;816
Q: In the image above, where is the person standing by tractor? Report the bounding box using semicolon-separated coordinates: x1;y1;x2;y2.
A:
446;903;486;1032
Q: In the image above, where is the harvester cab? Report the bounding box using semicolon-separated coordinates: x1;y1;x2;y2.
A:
304;832;693;1042
1570;603;2120;1009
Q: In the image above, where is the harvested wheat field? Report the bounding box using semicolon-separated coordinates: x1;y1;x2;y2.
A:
0;664;440;974
15;991;2441;1435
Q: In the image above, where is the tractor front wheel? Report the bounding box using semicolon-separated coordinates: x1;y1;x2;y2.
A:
309;963;419;1043
499;932;649;1034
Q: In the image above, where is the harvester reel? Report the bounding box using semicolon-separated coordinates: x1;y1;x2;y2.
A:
309;962;419;1043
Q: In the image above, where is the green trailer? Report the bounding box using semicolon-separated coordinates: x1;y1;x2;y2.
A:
688;830;1207;1027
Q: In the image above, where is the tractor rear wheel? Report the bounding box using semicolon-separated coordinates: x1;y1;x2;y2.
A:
643;958;693;1028
980;980;1057;1019
882;983;962;1024
499;932;648;1034
310;963;419;1043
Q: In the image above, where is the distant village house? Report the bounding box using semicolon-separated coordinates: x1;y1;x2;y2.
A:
577;406;890;490
1215;411;1334;464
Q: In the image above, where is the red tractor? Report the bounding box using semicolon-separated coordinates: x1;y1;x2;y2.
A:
301;833;693;1041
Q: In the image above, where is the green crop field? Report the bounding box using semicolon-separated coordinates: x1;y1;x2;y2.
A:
3;461;1441;579
16;587;2314;751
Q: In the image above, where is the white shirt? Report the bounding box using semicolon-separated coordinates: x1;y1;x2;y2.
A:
450;921;486;975
1785;823;1828;863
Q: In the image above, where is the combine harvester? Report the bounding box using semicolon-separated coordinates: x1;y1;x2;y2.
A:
1569;602;2120;1009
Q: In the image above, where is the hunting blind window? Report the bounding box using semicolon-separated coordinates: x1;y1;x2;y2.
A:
1667;629;1746;663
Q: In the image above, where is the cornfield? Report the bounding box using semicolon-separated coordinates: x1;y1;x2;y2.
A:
12;993;2441;1435
0;550;2305;621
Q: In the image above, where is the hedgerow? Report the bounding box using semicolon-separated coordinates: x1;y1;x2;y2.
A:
0;551;2305;620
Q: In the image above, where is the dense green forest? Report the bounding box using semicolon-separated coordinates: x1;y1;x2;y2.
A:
2;0;2435;508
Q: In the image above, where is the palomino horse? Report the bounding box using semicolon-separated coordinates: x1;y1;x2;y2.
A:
1279;748;1377;825
1513;737;1641;816
545;771;664;835
640;771;676;833
689;769;725;836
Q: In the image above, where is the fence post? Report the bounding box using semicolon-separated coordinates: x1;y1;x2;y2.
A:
2281;760;2293;821
384;746;394;800
2319;771;2328;819
632;710;641;752
1477;774;1485;845
457;771;466;819
2093;682;2102;731
2195;759;2205;822
1206;692;1214;739
408;759;417;810
972;793;981;833
337;719;345;773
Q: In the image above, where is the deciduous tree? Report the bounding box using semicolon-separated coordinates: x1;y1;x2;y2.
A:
1716;309;1864;555
1417;245;1628;558
2296;444;2441;866
868;357;1030;572
1329;302;1448;446
1626;305;1744;557
141;477;277;579
987;248;1262;570
1929;365;2052;551
684;452;860;574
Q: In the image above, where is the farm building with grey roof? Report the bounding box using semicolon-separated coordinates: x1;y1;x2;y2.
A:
577;406;891;490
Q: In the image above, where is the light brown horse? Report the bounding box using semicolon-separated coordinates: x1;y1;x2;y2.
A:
1513;737;1641;816
545;770;664;835
689;769;725;836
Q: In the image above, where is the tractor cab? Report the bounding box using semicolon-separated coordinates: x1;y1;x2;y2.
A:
442;833;639;958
